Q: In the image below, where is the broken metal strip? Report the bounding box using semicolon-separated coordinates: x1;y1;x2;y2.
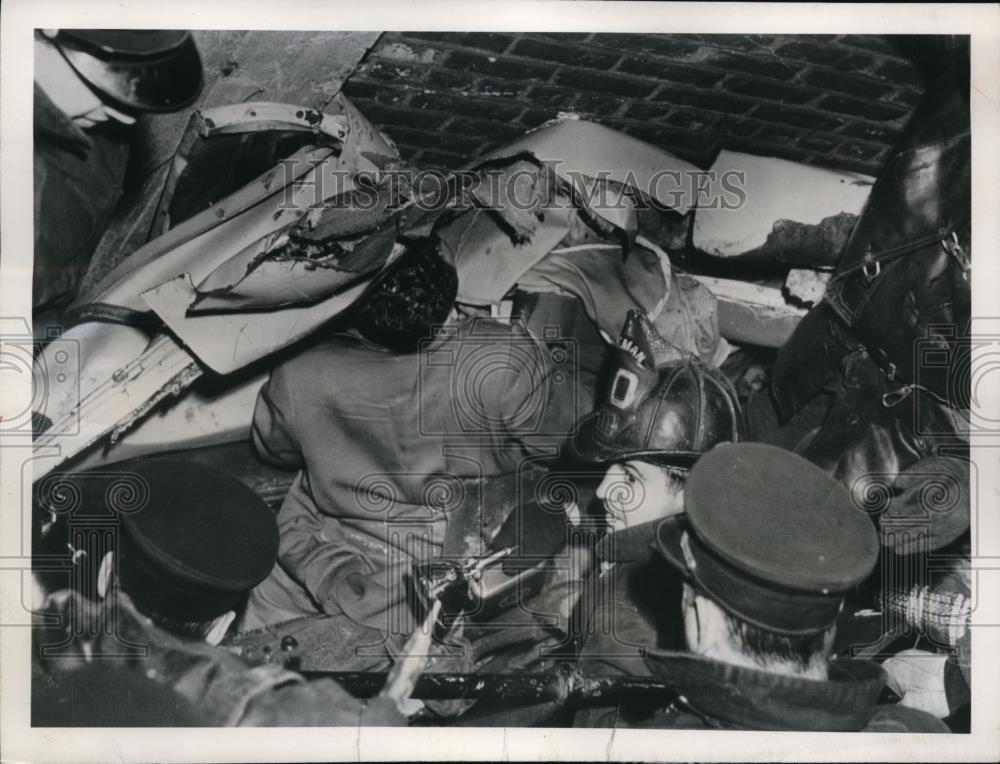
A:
383;599;443;713
32;335;202;482
548;244;620;255
302;668;677;704
690;275;805;312
199;102;349;142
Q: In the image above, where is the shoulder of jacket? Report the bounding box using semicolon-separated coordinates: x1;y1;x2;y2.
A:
273;332;393;379
452;316;526;338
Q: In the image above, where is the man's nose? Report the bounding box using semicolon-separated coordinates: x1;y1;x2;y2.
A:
595;475;609;500
595;470;616;501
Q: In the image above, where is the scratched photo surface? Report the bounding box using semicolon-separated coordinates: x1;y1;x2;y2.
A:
3;3;998;762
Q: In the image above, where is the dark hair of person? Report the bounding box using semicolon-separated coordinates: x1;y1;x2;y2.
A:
724;611;831;672
353;236;458;353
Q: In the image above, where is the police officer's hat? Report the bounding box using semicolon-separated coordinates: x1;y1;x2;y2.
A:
75;458;278;623
656;443;879;635
572;310;742;468
47;29;203;113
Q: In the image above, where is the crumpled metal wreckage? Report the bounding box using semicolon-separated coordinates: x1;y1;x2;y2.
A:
33;97;870;476
33;94;398;476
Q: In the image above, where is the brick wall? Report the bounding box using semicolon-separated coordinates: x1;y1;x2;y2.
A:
340;33;926;175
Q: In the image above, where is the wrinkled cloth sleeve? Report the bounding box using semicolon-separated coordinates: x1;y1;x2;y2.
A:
251;367;304;469
493;331;587;458
273;477;386;621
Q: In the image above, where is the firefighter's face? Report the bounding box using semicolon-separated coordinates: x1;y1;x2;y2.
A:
596;460;684;532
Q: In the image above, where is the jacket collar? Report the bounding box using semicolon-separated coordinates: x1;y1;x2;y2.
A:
34;84;92;156
595;519;661;563
644;649;887;731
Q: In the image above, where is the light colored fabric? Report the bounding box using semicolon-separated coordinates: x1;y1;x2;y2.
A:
517;244;721;364
883;649;952;719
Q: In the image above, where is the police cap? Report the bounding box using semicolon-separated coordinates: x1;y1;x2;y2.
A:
99;458;278;622
656;443;879;635
50;29;203;113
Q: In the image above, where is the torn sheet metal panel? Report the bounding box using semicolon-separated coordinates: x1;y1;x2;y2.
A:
100;97;393;365
33;335;203;482
465;159;555;243
83;146;336;311
31;142;324;458
84;94;397;311
77;31;381;290
692;151;873;267
35;324;152;432
34;95;396;469
442;137;646;307
142;274;372;375
440;208;578;307
485;119;702;216
34;316;266;472
569;176;639;236
188;220;398;312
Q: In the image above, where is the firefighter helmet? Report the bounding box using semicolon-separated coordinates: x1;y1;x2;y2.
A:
573;310;743;467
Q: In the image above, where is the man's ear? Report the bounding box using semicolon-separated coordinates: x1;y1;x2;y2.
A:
205;611;236;646
96;551;114;599
688;591;731;656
